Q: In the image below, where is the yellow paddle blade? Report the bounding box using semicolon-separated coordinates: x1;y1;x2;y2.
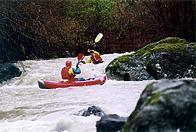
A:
94;33;103;43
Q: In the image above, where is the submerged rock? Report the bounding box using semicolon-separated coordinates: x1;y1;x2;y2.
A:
106;37;196;80
122;79;196;132
0;63;21;83
75;106;127;132
75;105;105;117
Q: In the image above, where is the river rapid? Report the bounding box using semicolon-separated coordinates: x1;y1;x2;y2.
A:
0;53;152;132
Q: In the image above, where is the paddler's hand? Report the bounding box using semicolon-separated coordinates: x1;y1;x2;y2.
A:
81;61;85;64
76;63;79;68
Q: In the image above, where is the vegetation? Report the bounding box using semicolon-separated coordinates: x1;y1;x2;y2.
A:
0;0;195;62
106;54;132;74
136;37;190;58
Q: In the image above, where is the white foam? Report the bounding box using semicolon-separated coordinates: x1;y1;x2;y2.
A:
0;53;151;132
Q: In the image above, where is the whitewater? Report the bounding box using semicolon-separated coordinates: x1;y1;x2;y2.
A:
0;53;152;132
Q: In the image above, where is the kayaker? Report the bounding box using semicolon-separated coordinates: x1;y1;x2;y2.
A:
85;49;103;64
61;60;85;81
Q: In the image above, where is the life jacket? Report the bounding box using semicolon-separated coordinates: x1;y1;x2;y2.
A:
86;50;103;64
91;51;103;63
61;67;75;80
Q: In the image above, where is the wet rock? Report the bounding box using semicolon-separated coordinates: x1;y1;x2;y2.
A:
0;63;22;83
75;105;106;117
145;52;196;79
106;37;196;80
122;79;196;132
106;54;153;81
96;114;127;132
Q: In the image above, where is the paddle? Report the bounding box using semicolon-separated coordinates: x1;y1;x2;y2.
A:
77;52;85;62
76;52;85;67
94;33;103;45
76;33;103;66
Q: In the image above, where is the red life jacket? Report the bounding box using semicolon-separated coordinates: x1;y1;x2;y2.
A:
94;54;102;61
61;67;74;80
91;53;103;64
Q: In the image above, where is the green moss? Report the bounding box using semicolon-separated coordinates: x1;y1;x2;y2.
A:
106;58;119;74
109;61;120;72
116;54;132;63
148;92;161;105
136;41;188;58
145;81;156;89
136;37;189;58
136;42;158;57
106;54;133;80
151;43;186;54
158;37;188;44
106;54;131;71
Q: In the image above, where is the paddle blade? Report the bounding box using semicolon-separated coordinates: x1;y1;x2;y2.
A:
77;53;84;61
95;33;103;43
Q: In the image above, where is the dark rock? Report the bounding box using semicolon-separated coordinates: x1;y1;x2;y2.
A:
106;37;196;80
96;114;128;132
145;52;196;79
0;63;22;83
122;79;196;132
106;54;153;81
75;105;106;117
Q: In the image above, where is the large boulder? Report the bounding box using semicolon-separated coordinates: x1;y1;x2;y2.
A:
122;79;196;132
0;63;22;83
96;114;127;132
106;37;196;80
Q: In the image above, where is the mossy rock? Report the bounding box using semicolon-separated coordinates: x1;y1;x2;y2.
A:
136;37;189;58
122;79;196;132
106;37;196;81
134;42;158;57
158;37;188;44
135;37;196;79
143;43;196;79
105;54;132;80
106;54;153;81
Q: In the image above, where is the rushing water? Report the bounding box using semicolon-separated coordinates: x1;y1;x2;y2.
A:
0;53;152;132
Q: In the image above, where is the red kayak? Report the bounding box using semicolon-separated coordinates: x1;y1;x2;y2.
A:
38;75;107;89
